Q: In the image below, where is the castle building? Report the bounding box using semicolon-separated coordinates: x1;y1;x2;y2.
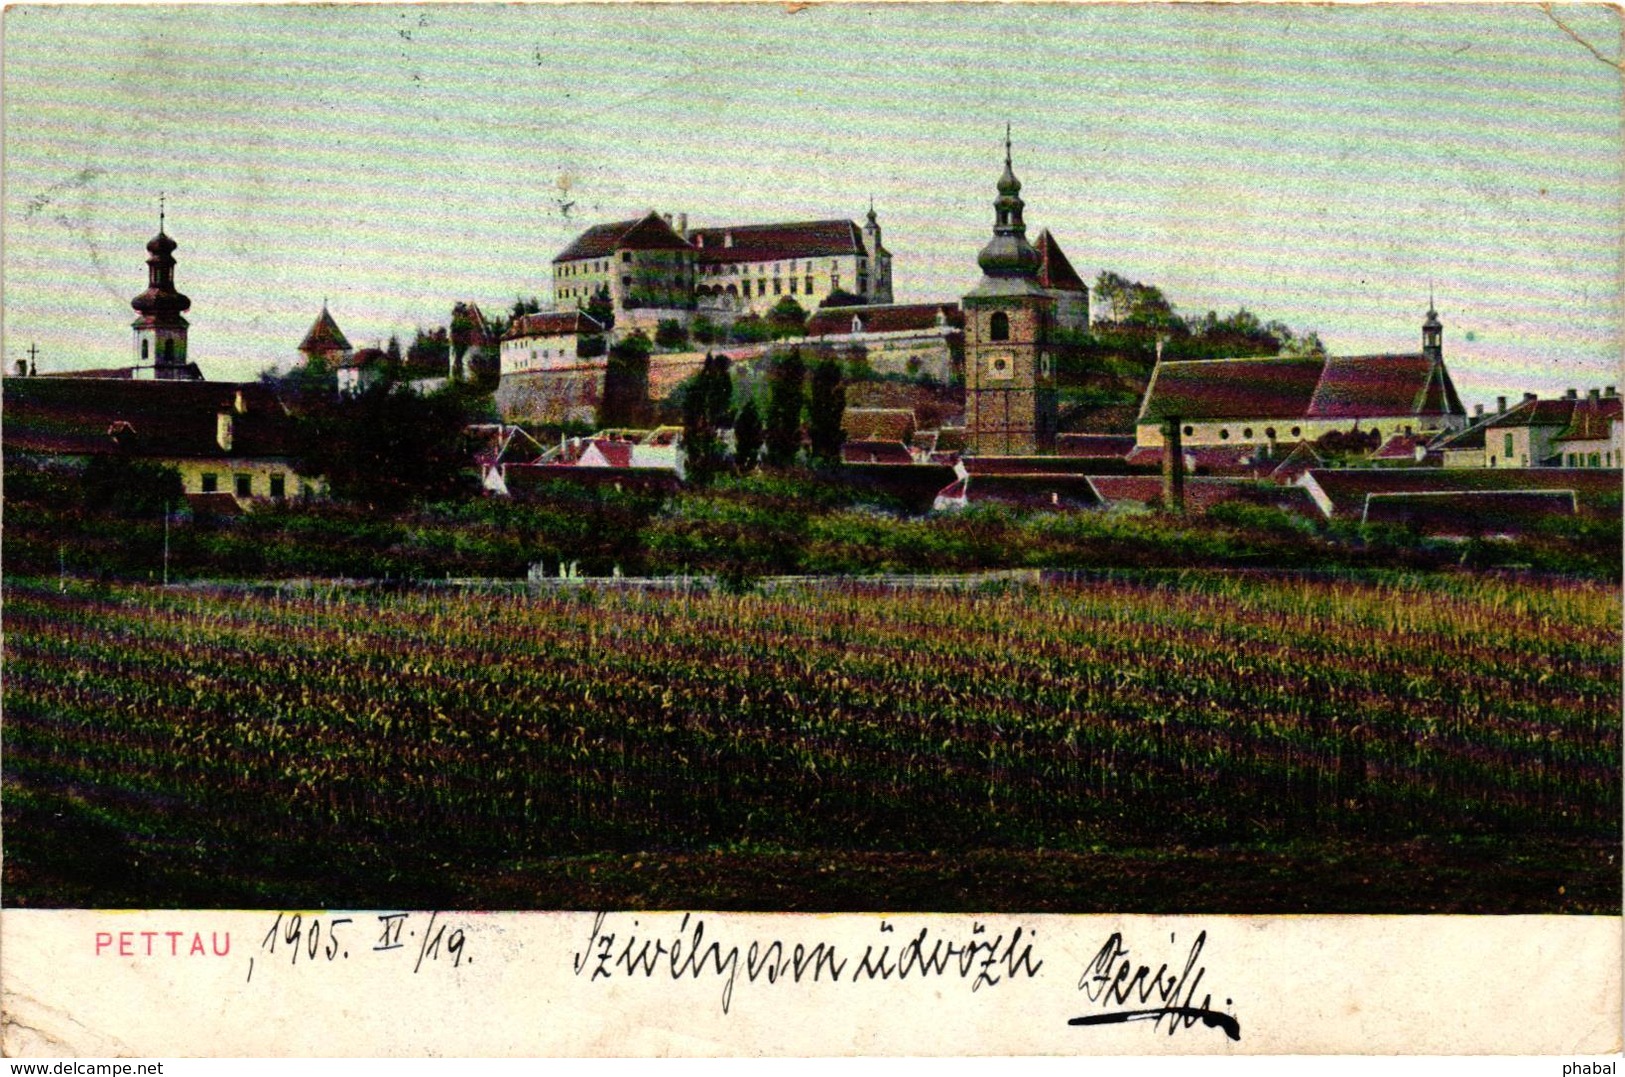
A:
961;133;1059;456
500;310;607;375
130;204;195;380
550;206;894;327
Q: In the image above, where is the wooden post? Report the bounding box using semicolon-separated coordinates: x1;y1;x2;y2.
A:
1163;416;1185;514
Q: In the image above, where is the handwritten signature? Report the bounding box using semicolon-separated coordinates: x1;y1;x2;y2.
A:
1071;930;1240;1041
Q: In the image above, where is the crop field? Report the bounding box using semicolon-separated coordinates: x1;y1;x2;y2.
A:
3;573;1618;912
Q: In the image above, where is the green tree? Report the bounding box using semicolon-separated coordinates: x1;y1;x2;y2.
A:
294;382;479;511
692;315;719;345
807;356;845;469
586;287;616;333
681;353;731;487
818;288;865;309
406;327;450;376
83;456;184;518
655;318;690;351
733;398;764;473
767;296;809;338
764;347;806;468
598;331;652;429
511;296;541;319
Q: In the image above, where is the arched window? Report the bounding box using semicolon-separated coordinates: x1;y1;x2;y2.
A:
1219;428;1230;440
1182;425;1194;437
1243;427;1254;439
990;312;1010;342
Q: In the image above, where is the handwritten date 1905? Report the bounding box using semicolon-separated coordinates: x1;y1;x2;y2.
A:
246;911;469;983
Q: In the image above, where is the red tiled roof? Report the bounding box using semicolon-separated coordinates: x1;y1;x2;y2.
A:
505;311;605;340
1306;354;1456;420
341;347;388;370
1268;442;1322;483
842;407;917;443
840;440;915;465
1122;444;1272;475
1035;230;1086;292
1139;356;1325;422
1371;433;1429;460
962;455;1110;476
1140;354;1467;425
1361;490;1577;537
554;212;692;264
690;220;866;264
1483;397;1576;430
1056;433;1136;458
3;378;295;459
808;303;962;338
1553;396;1622;442
298;306;351;355
1301;467;1622;518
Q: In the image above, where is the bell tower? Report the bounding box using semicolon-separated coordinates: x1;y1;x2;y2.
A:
962;128;1056;456
1422;286;1443;364
130;195;192;379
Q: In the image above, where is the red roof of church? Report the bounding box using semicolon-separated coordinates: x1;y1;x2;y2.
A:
554;212;692;263
1139;353;1465;424
690;220;867;264
807;303;962;338
1056;433;1136;458
504;311;605;340
1305;354;1459;419
4;378;295;459
1034;230;1086;292
299;306;351;355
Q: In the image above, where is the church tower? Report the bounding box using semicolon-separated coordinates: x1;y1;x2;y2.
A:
861;199;893;304
130;198;192;379
962;129;1057;456
1422;289;1443;364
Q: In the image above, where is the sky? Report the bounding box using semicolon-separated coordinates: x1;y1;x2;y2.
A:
3;3;1620;404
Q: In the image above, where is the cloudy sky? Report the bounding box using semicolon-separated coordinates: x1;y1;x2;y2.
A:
3;3;1619;403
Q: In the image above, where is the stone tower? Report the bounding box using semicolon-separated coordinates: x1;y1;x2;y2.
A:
130;199;192;379
962;129;1057;456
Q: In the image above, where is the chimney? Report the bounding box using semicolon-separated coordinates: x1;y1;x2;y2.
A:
1496;396;1507;413
1607;386;1617;398
1565;388;1579;400
662;213;673;228
1524;392;1538;403
216;412;234;453
724;231;734;249
677;213;688;236
1588;388;1601;402
11;360;26;377
1474;403;1484;417
234;389;248;414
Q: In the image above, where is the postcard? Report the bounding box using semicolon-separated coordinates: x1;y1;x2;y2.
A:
2;1;1620;1060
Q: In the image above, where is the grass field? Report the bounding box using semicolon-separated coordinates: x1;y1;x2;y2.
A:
3;573;1618;912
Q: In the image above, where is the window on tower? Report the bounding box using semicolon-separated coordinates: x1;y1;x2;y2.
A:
990;312;1010;342
142;340;150;360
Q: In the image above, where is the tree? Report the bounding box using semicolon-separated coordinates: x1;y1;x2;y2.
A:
294;382;479;511
807;356;845;469
385;335;403;374
681;353;731;486
818;289;865;309
733;398;764;473
598;331;652;429
586;287;616;333
692;315;719;345
83;456;184;518
728;314;773;344
767;296;809;339
764;347;806;469
705;352;733;428
406;327;450;376
655;318;690;351
511;296;541;319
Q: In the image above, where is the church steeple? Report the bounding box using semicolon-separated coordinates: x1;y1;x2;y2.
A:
130;196;192;378
1422;285;1443;363
977;125;1042;280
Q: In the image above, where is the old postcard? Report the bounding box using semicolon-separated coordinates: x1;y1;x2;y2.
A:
2;1;1620;1060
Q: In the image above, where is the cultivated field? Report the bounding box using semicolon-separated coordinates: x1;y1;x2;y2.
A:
3;573;1618;912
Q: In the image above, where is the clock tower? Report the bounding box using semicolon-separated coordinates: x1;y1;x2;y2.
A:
962;129;1056;456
